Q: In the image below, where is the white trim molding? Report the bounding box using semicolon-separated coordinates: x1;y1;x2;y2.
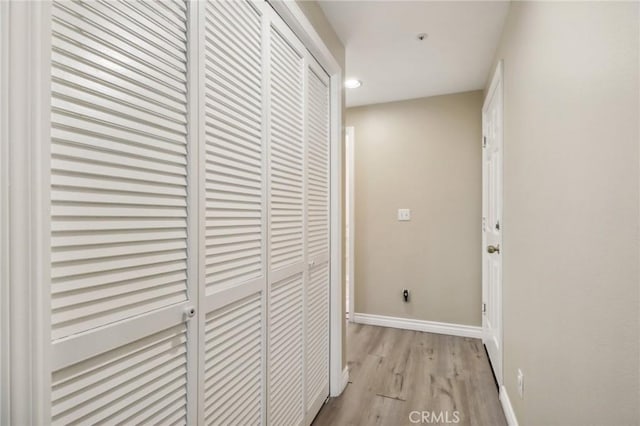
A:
352;313;483;339
268;0;341;75
499;385;520;426
4;1;51;423
0;2;9;424
345;126;355;321
340;367;350;394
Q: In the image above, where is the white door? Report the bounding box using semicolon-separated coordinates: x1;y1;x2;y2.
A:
267;17;307;426
49;0;197;423
482;61;503;385
304;60;331;424
199;0;268;424
43;1;332;424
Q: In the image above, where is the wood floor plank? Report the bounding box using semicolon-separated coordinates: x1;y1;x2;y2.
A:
312;324;507;426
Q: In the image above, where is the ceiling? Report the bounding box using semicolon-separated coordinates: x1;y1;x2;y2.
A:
318;1;510;107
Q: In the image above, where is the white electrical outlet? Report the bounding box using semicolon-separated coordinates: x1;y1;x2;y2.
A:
397;208;411;221
517;369;524;398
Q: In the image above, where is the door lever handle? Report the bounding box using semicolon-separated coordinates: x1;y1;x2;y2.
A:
487;244;500;254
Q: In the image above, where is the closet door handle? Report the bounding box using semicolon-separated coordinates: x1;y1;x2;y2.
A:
184;306;196;320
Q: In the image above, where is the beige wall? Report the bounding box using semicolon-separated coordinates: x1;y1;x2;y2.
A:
294;0;349;369
489;2;640;424
347;91;484;326
295;0;345;71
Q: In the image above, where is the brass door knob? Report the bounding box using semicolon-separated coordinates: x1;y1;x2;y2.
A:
487;244;500;254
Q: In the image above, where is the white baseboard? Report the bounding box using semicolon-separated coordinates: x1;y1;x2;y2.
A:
352;313;483;339
499;385;519;426
340;366;349;392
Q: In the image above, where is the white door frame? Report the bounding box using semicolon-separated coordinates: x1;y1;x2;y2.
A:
345;126;355;320
268;0;346;397
0;2;9;423
2;1;52;424
482;60;504;386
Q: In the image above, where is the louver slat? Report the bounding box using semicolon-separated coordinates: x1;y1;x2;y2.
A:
305;262;330;410
204;293;262;425
50;0;190;344
306;69;330;260
269;28;304;272
269;274;304;426
204;0;263;294
51;325;188;425
305;65;331;416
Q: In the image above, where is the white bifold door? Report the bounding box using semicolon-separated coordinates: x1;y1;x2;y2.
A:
49;0;198;423
46;0;331;425
266;15;331;426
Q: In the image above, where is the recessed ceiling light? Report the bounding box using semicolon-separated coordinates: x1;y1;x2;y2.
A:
345;79;362;89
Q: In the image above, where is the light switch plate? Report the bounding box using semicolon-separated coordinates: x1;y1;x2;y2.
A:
397;209;411;221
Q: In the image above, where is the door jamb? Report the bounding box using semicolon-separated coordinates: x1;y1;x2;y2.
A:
346;126;355;321
3;1;52;423
0;2;8;423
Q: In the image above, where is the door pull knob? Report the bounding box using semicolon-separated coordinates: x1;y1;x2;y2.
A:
487;244;500;254
184;306;196;319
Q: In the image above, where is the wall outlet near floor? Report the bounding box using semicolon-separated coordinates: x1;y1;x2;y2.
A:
517;369;524;398
402;289;410;302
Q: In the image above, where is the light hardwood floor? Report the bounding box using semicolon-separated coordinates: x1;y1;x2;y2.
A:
313;324;507;426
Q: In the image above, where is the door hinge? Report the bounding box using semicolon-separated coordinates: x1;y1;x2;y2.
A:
483;136;487;148
482;303;487;314
482;217;487;232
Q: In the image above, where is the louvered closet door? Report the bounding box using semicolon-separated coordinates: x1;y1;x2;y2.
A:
267;17;307;426
49;1;197;424
199;0;267;424
304;60;331;425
